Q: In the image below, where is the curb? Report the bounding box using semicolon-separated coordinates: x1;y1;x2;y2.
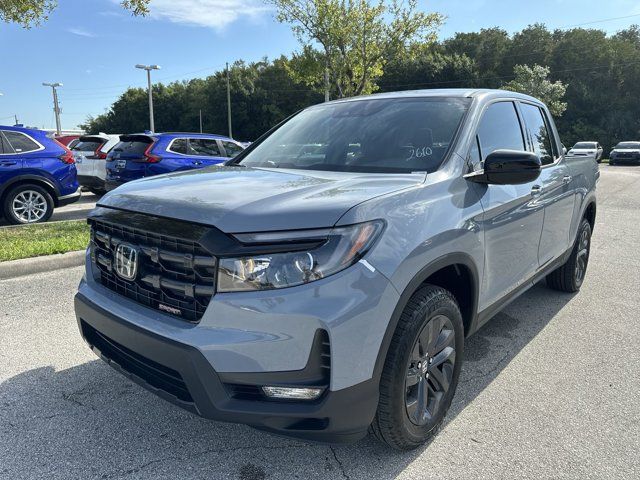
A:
0;250;85;280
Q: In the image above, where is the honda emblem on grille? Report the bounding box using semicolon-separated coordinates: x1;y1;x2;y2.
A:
114;243;138;281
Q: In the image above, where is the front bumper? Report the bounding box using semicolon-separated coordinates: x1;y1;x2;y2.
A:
75;292;379;443
611;158;640;164
57;187;82;206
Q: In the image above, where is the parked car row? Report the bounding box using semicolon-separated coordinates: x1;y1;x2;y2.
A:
566;139;640;165
103;132;244;191
0;125;245;224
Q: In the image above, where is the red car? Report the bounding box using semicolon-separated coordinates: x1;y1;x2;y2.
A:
54;135;80;148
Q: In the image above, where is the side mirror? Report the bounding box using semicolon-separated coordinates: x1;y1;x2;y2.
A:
562;144;568;155
465;149;541;185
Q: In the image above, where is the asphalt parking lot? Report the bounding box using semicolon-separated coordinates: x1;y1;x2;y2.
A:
1;165;639;479
0;192;99;226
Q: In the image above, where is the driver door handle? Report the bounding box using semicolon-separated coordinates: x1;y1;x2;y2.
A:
563;175;572;184
531;185;543;196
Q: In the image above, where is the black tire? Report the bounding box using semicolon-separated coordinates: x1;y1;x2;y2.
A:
609;161;615;166
546;218;592;292
88;188;106;196
2;184;54;225
371;285;464;450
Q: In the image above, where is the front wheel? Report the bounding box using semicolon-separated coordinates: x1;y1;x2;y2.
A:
547;218;592;292
2;184;54;224
371;285;464;450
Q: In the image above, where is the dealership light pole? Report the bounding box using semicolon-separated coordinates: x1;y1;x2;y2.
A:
135;64;160;132
42;82;63;135
226;62;232;139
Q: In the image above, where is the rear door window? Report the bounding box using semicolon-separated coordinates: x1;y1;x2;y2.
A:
221;141;243;158
169;138;188;154
520;103;557;165
189;138;222;156
3;131;41;153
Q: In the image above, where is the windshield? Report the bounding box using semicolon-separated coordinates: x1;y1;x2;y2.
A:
237;97;471;173
573;142;596;149
615;142;640;149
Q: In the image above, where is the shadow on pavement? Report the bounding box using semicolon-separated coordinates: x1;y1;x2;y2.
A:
0;283;575;479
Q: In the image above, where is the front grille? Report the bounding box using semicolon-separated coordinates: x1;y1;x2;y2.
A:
81;320;193;403
90;218;216;323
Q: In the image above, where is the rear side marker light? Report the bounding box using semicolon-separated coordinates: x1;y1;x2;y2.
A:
262;386;324;400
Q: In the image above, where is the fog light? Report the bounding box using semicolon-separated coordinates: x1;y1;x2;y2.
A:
262;386;324;400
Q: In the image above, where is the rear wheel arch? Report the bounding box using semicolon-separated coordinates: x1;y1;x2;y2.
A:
0;176;60;207
373;253;479;381
584;201;596;231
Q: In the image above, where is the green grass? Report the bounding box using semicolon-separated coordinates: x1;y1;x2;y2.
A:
0;220;90;262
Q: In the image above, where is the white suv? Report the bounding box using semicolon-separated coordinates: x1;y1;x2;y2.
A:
72;133;120;194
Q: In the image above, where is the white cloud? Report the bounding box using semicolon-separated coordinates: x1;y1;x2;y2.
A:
67;27;97;37
148;0;270;29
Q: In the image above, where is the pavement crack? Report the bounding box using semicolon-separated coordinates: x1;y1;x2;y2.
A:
329;446;350;480
62;390;96;411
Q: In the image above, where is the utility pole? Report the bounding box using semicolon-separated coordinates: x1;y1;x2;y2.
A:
226;62;232;139
42;82;63;135
324;67;330;102
135;64;161;132
199;109;203;133
14;114;19;126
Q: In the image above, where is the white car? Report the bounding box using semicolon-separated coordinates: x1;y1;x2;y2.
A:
72;133;121;194
567;141;603;162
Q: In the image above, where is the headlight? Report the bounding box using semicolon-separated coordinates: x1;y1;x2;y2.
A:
217;220;384;292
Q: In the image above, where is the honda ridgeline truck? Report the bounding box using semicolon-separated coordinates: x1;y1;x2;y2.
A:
75;89;598;450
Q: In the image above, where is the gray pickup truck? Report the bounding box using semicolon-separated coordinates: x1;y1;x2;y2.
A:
75;89;598;450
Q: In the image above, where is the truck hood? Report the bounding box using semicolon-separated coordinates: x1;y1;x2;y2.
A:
97;166;424;232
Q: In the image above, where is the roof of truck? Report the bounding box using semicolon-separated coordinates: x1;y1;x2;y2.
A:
324;88;542;104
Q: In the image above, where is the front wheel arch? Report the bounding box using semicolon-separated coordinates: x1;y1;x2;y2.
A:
372;253;479;383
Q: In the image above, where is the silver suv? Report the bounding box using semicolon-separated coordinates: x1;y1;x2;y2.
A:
75;89;598;450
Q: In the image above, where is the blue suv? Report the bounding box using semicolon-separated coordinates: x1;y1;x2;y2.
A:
0;125;80;224
105;132;244;190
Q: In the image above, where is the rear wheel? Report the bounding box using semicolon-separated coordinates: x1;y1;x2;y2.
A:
547;218;592;292
371;285;464;450
2;184;54;224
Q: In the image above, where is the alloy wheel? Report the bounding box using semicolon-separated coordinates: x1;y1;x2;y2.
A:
12;190;48;223
405;314;456;426
575;227;590;287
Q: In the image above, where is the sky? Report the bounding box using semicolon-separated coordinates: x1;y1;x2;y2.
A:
1;0;640;130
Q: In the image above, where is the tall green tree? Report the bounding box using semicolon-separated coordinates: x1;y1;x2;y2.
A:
266;0;443;97
503;64;568;116
1;0;149;28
